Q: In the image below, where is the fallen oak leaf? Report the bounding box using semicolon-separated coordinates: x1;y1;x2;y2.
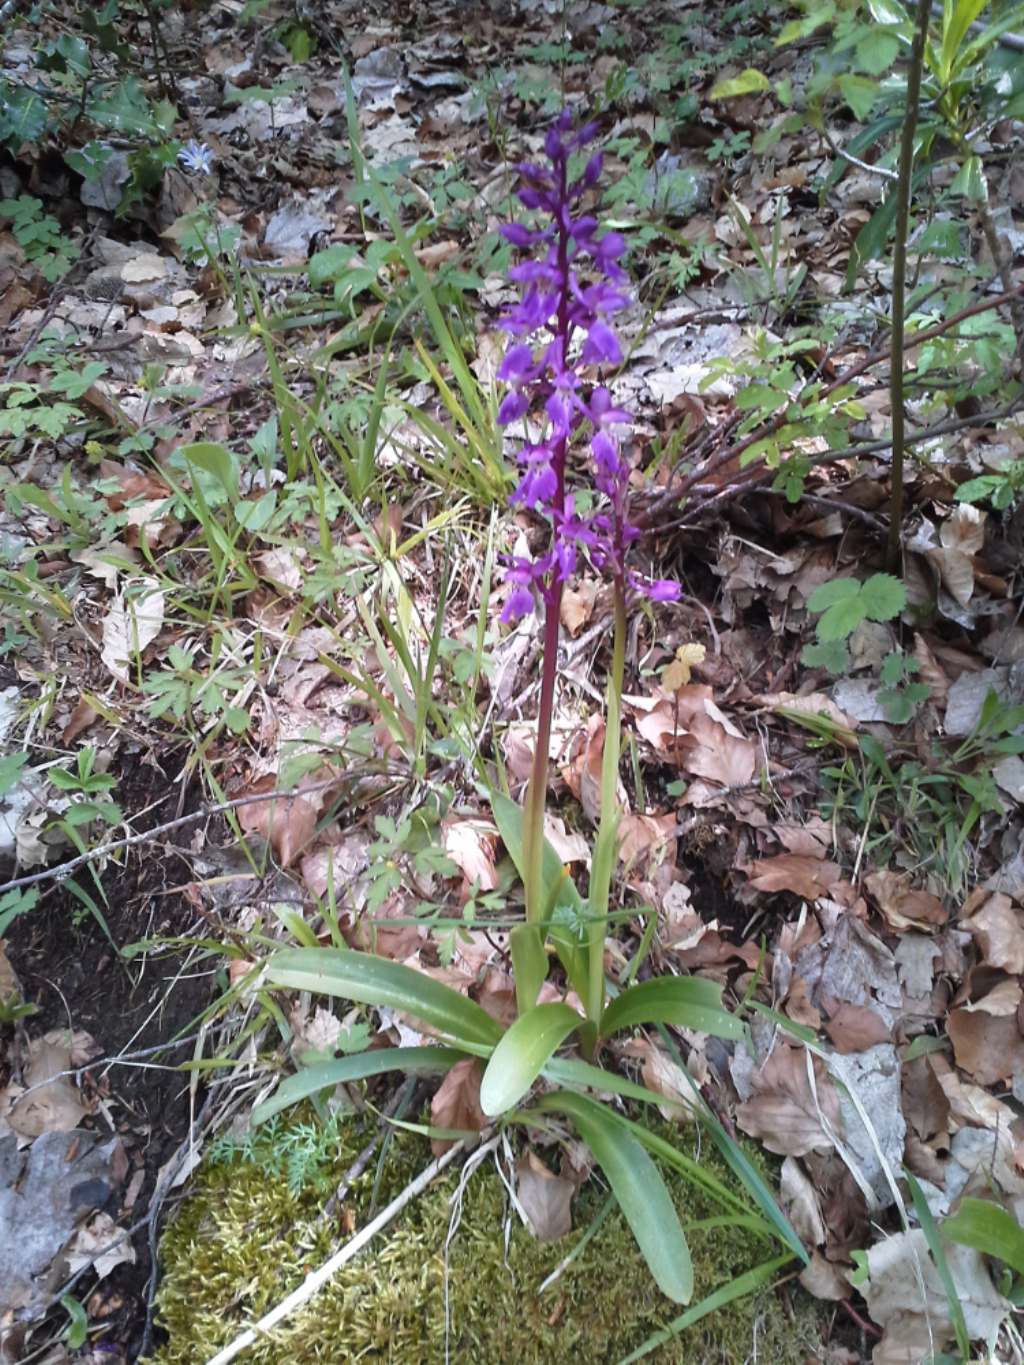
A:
515;1149;575;1241
745;854;843;901
430;1057;486;1156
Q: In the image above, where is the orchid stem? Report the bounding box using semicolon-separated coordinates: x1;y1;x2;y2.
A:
584;579;627;1046
523;581;564;923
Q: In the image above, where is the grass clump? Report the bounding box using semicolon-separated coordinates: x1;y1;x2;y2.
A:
148;1110;821;1364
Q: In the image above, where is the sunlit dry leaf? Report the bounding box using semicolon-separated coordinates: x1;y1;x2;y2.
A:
780;1156;826;1247
443;818;499;891
543;814;589;865
430;1058;485;1155
100;578;165;682
560;581;598;637
621;1037;698;1121
736;1041;841;1156
257;547;305;591
663;642;706;692
963;891;1024;974
515;1149;574;1241
746;854;842;901
798;1249;850;1301
618;812;676;869
65;1211;136;1279
775;816;833;859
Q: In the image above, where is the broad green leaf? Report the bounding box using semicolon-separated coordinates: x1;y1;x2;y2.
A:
944;1198;1024;1275
510;922;547;1012
536;1091;693;1304
859;573;907;621
252;1046;466;1125
265;947;503;1048
807;578;859;612
800;639;850;675
950;154;988;203
480;1002;581;1116
776;7;835;45
601;977;745;1041
837;74;881;119
709;68;770;100
179;441;240;503
856;29;901;74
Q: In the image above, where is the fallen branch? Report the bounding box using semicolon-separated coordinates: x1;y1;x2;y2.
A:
204;1131;496;1365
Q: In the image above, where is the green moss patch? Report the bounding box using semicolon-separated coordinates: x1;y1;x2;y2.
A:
149;1113;822;1364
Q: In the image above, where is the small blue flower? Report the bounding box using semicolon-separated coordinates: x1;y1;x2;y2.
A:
178;140;214;175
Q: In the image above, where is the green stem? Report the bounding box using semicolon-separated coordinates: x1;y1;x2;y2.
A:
522;582;564;923
584;579;627;1044
885;0;931;572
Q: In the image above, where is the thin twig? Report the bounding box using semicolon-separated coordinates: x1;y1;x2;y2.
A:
204;1132;495;1365
819;124;898;181
319;1076;420;1224
0;773;382;898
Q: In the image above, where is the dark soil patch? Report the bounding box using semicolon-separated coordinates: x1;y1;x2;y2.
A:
4;753;215;1361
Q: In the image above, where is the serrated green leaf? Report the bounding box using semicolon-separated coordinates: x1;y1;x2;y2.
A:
807;578;860;612
816;595;869;642
837;73;881;119
856;29;901;74
860;573;907;622
800;639;850;675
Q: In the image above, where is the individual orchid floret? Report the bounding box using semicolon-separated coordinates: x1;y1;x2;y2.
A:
496;109;678;620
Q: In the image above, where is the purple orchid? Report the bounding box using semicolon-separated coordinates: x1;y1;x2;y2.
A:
496;109;678;622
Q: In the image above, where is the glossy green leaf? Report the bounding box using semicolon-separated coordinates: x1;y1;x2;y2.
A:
535;1091;693;1304
510;922;547;1012
944;1197;1024;1275
480;1002;581;1116
265;947;503;1048
601;977;745;1041
709;68;770;99
252;1046;466;1125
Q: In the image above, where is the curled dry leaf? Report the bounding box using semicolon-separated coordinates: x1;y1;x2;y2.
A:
618;812;677;869
559;580;598;636
864;870;947;933
962;890;1024;974
64;1211;136;1279
430;1058;486;1156
442;817;499;891
780;1156;826;1247
947;977;1024;1087
100;577;165;683
621;1037;698;1122
4;1035;87;1138
736;1041;842;1157
542;814;589;864
515;1149;575;1242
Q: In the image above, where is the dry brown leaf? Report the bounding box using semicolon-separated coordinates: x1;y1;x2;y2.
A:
824;1003;891;1054
430;1058;486;1155
785;976;822;1030
663;642;706;692
780;1156;826;1247
100;578;165;682
947;978;1024;1086
736;1041;842;1156
237;777;318;867
5;1036;86;1137
912;633;949;704
559;581;598;636
621;1038;698;1121
864;870;947;933
746;854;843;901
64;1211;136;1279
618;812;677;869
515;1150;574;1241
62;699;99;745
443;818;499;891
257;547;305;591
775;816;834;859
542;814;590;864
962;891;1024;974
799;1249;851;1301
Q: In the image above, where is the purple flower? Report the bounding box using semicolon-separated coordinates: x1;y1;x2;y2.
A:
496;110;677;622
178;140;214;174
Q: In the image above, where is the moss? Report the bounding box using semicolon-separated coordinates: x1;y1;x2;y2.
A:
148;1113;822;1364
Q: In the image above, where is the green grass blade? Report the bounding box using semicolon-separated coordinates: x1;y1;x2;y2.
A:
905;1169;970;1358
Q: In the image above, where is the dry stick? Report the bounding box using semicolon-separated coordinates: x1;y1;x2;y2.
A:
645;281;1024;523
204;1132;495;1365
0;775;378;898
887;0;932;571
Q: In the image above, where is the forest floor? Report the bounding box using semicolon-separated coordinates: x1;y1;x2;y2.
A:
1;0;1024;1361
